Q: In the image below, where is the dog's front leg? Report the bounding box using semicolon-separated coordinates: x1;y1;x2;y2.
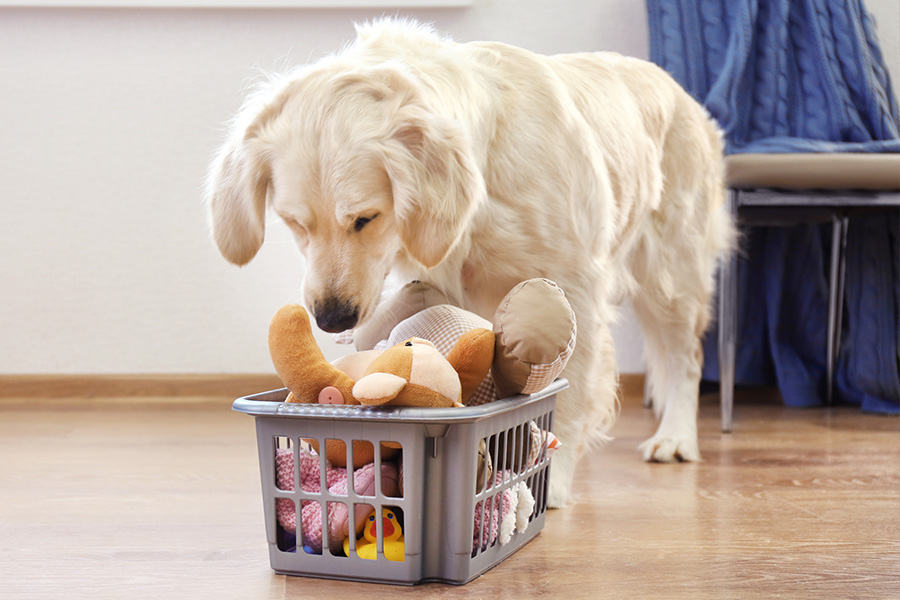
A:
547;312;619;508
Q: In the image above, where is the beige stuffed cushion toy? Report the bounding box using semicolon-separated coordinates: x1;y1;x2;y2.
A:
492;279;577;398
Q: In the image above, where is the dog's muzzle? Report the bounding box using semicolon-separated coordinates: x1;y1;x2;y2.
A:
313;298;360;333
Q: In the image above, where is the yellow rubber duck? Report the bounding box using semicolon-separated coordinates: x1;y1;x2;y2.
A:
343;508;404;562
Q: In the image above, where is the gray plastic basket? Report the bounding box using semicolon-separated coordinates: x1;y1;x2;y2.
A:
232;379;565;585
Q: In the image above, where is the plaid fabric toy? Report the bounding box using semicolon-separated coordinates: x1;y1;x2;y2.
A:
334;279;577;406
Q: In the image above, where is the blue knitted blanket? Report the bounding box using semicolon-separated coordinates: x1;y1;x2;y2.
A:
646;0;900;413
647;0;900;153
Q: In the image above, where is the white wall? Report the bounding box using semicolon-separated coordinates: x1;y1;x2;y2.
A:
0;1;650;374
874;0;899;84
0;0;896;375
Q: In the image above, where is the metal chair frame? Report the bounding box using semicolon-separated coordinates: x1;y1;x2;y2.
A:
717;188;900;432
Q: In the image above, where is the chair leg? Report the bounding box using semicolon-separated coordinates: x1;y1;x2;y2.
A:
826;214;850;405
719;190;739;433
835;215;849;357
826;214;849;405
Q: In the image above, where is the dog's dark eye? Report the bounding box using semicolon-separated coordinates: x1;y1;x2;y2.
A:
354;214;378;232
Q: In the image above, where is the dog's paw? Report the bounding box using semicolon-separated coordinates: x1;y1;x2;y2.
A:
545;447;577;508
546;476;574;509
639;433;700;463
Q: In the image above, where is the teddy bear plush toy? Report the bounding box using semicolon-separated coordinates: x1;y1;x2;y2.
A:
268;304;495;409
268;303;494;467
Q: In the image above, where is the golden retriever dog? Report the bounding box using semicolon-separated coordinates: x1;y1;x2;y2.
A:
206;19;734;507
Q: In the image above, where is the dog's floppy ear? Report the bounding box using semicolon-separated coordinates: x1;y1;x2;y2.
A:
382;105;485;269
205;94;280;266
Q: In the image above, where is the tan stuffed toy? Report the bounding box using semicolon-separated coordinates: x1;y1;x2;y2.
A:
269;304;493;407
268;304;494;466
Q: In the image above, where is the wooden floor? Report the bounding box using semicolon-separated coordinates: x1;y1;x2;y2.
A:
1;377;898;599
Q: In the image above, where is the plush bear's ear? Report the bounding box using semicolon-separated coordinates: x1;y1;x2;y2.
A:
353;373;408;405
381;105;486;268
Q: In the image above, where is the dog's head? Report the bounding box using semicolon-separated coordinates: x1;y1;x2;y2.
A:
205;60;485;333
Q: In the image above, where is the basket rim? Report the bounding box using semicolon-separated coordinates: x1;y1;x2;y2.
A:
232;378;567;425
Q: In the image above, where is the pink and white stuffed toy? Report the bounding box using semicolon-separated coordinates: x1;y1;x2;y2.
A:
275;447;400;554
472;471;536;552
472;422;560;552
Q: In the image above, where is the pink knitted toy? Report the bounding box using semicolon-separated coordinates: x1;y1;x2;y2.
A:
275;448;400;554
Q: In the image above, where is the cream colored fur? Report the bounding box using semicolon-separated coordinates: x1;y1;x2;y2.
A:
206;19;735;507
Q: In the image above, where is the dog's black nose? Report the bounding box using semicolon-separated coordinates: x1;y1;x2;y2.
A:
313;298;359;333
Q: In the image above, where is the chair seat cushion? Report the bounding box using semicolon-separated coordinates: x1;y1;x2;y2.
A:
726;153;900;191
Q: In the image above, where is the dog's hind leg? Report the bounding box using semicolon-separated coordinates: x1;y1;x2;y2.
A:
631;183;732;462
631;108;732;462
633;291;705;462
